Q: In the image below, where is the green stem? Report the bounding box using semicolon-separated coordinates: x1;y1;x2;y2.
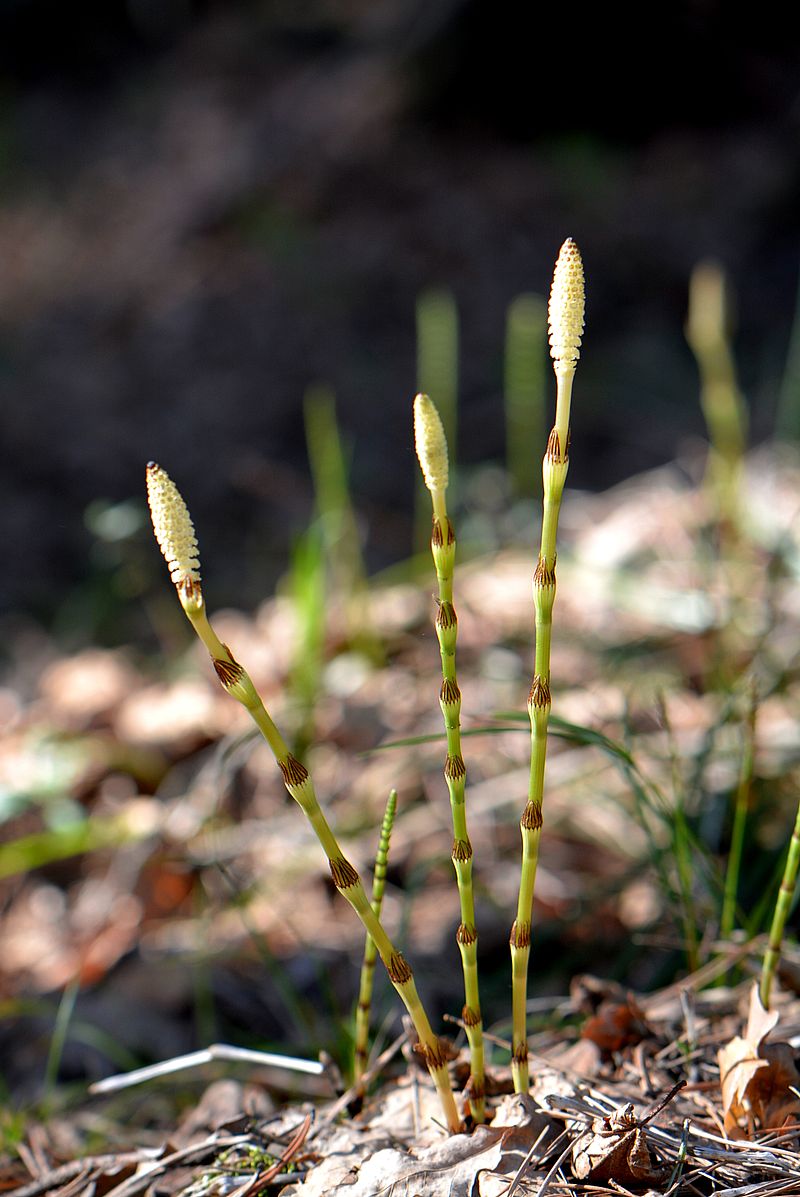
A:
510;372;572;1094
721;691;756;941
685;261;747;525
428;495;485;1123
353;789;397;1085
760;797;800;1009
188;611;461;1131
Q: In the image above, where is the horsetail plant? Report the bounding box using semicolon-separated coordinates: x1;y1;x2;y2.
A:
760;794;800;1009
510;238;584;1093
414;392;486;1124
353;788;397;1087
145;462;462;1134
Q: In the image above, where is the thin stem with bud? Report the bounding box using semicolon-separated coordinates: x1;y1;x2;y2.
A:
145;462;461;1134
510;239;584;1093
414;392;486;1124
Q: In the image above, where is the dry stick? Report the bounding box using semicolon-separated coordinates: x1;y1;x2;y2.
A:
414;392;486;1124
145;463;461;1134
760;795;800;1009
320;1028;407;1128
90;1044;324;1094
509;239;585;1093
353;788;397;1086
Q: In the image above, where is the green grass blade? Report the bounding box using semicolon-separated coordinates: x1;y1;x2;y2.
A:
304;386;380;663
721;689;757;939
504;294;546;499
43;978;79;1104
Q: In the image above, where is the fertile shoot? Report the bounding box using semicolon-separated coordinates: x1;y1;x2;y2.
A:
414;392;486;1123
146;463;461;1133
510;239;584;1093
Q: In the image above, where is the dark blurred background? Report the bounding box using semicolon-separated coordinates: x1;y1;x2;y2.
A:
1;0;798;629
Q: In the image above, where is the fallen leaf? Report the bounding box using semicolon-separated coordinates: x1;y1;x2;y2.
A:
279;1096;557;1197
570;1103;669;1185
718;981;800;1135
580;995;650;1055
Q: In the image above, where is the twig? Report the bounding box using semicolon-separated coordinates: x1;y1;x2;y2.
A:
534;1137;575;1197
315;1029;408;1130
8;1144;217;1197
101;1134;252;1197
90;1044;325;1095
506;1123;559;1197
227;1114;312;1196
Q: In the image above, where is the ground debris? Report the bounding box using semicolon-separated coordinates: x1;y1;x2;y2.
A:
569;1085;682;1185
718;983;800;1137
279;1093;557;1197
5;454;800;1193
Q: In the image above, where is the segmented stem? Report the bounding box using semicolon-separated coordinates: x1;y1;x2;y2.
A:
511;240;584;1093
353;788;397;1086
414;393;485;1123
760;797;800;1009
146;463;461;1133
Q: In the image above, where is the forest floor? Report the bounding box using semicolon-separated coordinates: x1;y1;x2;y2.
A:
3;450;800;1194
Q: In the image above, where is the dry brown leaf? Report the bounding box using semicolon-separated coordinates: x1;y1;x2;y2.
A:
718;981;800;1135
570;1103;669;1185
580;996;650;1055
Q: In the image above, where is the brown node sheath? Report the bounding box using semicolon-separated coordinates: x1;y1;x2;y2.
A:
418;1039;449;1071
512;1042;529;1066
435;601;457;629
466;1076;486;1102
520;801;543;831
440;678;461;705
329;856;360;890
180;578;202;603
452;838;472;862
543;426;567;462
445;754;466;780
510;919;531;949
462;1004;481;1028
213;656;245;688
533;557;557;589
279;755;310;787
387;952;413;985
528;676;551;708
432;517;455;546
456;922;477;946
